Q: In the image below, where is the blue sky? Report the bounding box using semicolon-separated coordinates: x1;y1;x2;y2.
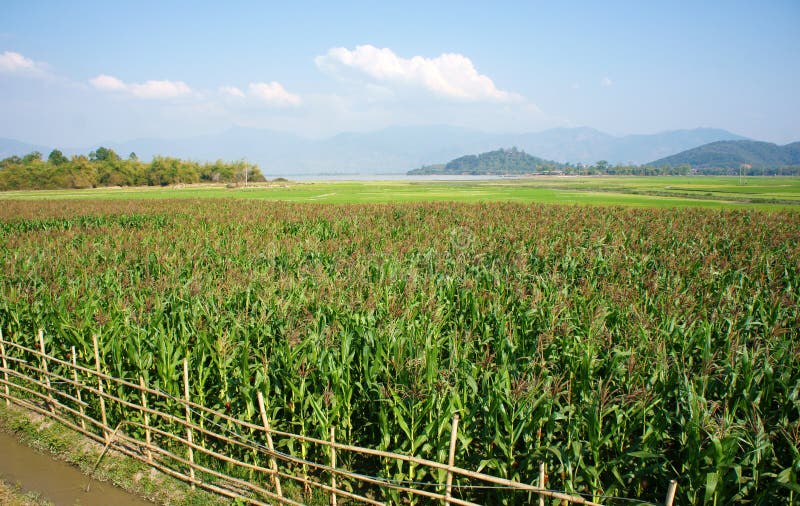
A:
1;1;798;146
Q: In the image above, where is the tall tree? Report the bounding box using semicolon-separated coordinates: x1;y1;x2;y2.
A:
48;149;69;165
90;147;121;162
22;151;42;163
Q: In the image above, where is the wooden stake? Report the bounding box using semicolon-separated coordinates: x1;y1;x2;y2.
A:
539;462;546;506
92;335;109;443
183;358;196;488
0;337;600;504
38;329;55;414
445;415;460;505
1;337;610;506
256;390;283;498
0;329;9;407
140;376;152;463
665;480;678;506
71;346;86;431
330;426;337;506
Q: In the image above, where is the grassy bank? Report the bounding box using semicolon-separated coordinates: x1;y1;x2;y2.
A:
0;480;50;506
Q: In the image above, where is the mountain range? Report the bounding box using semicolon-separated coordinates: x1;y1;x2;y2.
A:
650;140;800;168
0;126;747;175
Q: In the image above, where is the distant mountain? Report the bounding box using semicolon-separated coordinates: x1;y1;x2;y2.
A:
409;148;564;175
485;127;746;165
99;125;501;174
600;128;749;164
0;138;51;160
649;140;800;168
0;126;747;175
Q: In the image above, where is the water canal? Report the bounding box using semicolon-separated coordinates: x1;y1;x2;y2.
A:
0;430;153;506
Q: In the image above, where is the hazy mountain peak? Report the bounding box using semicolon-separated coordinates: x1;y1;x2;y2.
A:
649;139;800;168
2;125;747;175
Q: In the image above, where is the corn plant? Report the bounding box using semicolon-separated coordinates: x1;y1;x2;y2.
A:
0;198;797;504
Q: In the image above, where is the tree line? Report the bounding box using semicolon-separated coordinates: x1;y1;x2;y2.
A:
564;162;800;176
0;147;266;191
565;161;692;176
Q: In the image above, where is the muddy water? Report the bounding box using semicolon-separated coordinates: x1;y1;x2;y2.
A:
0;431;153;505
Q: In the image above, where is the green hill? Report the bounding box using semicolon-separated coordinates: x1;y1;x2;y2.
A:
408;147;564;175
649;140;800;169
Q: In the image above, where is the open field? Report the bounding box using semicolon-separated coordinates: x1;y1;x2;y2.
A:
1;193;798;504
0;176;799;209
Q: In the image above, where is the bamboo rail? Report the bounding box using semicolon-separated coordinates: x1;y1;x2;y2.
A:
0;331;673;506
445;415;459;505
72;346;87;431
257;390;283;498
182;358;196;488
0;330;8;406
37;330;55;414
92;334;109;442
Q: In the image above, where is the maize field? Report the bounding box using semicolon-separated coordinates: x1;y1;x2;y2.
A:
0;198;798;504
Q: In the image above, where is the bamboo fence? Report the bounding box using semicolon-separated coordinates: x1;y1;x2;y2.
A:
0;330;678;506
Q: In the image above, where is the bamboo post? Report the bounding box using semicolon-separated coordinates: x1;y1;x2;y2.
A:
539;463;546;506
0;329;9;406
38;329;55;414
444;414;460;505
183;358;196;488
92;335;109;443
71;346;86;430
330;426;338;506
257;390;283;498
665;480;678;506
140;376;153;462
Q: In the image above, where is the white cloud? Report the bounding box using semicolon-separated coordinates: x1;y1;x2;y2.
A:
89;73;301;108
220;85;246;98
129;79;192;99
89;74;193;99
89;74;127;91
0;50;44;74
601;77;613;87
315;45;522;103
248;81;302;106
